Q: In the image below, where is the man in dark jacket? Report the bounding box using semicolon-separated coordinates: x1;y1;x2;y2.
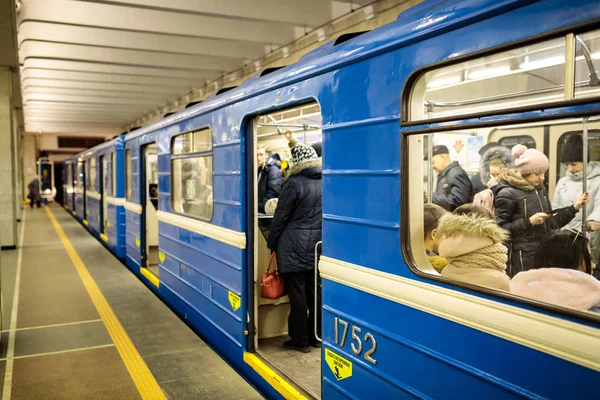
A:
27;176;42;208
257;145;283;214
427;145;472;211
268;142;322;353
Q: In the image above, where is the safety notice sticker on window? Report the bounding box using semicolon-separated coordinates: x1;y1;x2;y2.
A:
325;348;352;381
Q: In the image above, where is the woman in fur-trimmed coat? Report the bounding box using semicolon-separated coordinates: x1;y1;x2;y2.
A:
268;142;322;352
437;212;511;291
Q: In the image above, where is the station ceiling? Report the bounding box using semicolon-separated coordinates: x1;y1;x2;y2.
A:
13;0;373;135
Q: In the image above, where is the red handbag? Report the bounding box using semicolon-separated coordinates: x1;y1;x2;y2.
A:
261;253;286;299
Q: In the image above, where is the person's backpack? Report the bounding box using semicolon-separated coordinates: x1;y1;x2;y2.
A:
473;188;494;212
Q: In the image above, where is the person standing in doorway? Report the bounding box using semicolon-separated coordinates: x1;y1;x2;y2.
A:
268;140;322;353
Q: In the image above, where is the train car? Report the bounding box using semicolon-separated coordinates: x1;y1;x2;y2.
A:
64;138;127;259
75;0;600;398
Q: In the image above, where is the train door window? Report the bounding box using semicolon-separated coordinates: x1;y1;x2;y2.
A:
251;102;323;398
78;160;86;218
171;128;214;221
101;155;108;233
574;28;600;99
89;157;97;192
125;149;132;201
498;135;536;151
143;143;159;276
406;116;600;318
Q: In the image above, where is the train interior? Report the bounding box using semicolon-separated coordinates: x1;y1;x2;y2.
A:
406;28;600;288
143;143;160;276
252;103;323;398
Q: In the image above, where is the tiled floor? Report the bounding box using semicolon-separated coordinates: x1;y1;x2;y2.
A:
0;205;262;399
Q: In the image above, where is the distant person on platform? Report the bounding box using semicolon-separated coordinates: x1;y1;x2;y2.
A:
426;145;472;211
27;176;42;209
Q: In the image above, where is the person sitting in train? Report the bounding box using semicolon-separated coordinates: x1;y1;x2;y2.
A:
472;145;515;212
510;230;600;313
149;183;158;209
552;134;600;265
257;145;283;214
267;140;322;353
426;145;472;211
494;144;589;278
423;203;448;273
436;209;511;291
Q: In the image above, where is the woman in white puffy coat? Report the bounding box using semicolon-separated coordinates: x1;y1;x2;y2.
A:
552;135;600;265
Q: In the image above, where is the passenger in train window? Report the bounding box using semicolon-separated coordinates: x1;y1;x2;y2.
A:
472;145;515;212
494;145;589;277
257;145;283;214
425;145;472;211
149;183;158;209
552;135;600;263
181;159;213;216
423;204;448;272
436;211;511;291
510;230;600;313
470;143;501;196
267;141;322;353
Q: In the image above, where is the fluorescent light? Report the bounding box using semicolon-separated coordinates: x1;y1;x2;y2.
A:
45;189;51;194
467;66;511;80
427;75;461;89
592;52;600;60
519;55;565;71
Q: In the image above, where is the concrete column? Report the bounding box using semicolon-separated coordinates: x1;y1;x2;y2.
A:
0;69;17;248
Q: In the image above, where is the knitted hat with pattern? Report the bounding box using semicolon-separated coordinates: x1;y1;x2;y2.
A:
291;144;318;164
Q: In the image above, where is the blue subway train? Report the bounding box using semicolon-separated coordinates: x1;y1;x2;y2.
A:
63;0;600;398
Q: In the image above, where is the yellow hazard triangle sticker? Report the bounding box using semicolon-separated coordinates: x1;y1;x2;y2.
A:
228;291;241;311
158;251;165;264
325;348;352;381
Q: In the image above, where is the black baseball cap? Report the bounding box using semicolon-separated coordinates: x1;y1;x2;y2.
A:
423;145;449;160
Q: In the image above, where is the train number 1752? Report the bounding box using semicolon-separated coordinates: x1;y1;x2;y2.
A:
333;317;377;365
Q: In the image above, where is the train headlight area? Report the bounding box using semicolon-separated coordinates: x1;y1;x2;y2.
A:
3;0;600;399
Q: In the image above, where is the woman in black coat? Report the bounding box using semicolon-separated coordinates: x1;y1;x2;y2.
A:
495;145;588;277
268;141;322;353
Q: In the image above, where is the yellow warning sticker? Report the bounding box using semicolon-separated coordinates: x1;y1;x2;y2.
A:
135;238;140;247
228;291;241;311
325;348;352;381
159;251;165;264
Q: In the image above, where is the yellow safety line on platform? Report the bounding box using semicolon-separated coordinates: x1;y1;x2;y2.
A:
140;268;160;288
45;207;166;400
243;352;308;400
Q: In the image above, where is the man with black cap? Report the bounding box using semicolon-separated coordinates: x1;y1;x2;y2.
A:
426;144;472;211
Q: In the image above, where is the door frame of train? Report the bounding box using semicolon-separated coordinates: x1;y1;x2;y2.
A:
244;101;325;399
100;154;107;234
140;142;151;268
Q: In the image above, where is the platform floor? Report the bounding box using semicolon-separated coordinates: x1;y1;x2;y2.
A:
0;205;263;400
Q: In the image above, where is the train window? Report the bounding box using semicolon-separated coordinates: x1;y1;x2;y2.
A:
409;37;566;121
125;149;132;201
171;128;213;221
498;135;536;150
77;160;84;191
406;117;600;317
171;128;212;155
574;29;600;99
111;152;116;196
89;157;97;192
